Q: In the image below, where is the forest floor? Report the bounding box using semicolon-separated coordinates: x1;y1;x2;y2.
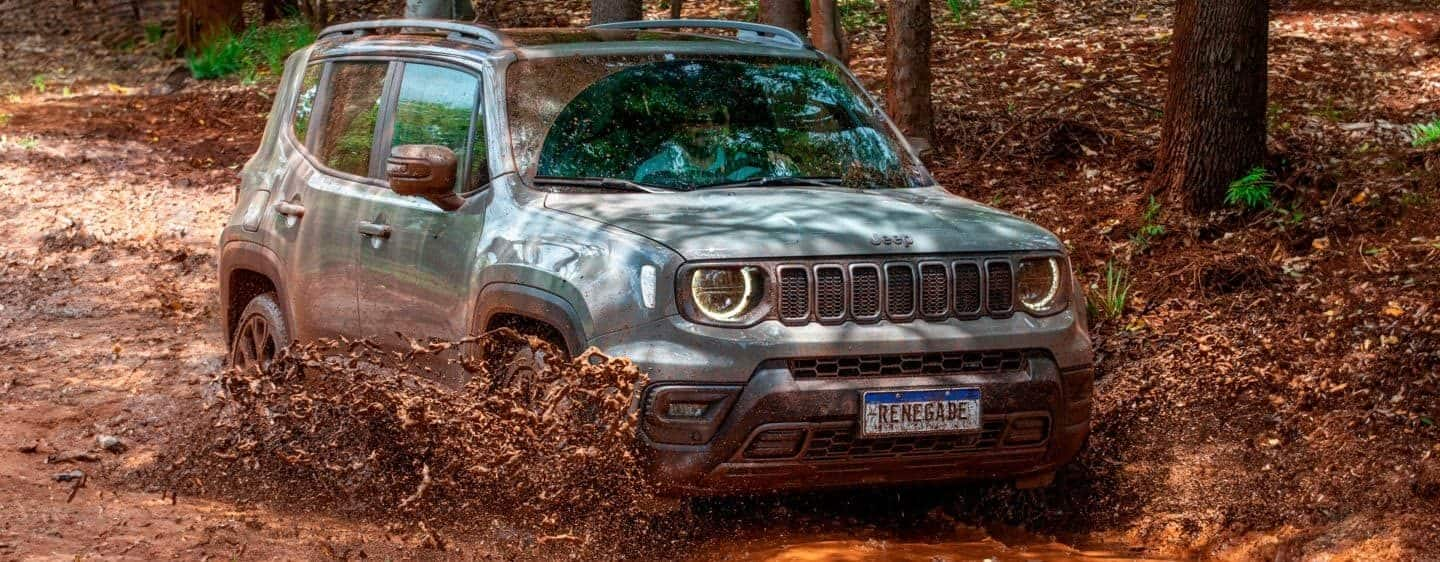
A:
1;0;1437;560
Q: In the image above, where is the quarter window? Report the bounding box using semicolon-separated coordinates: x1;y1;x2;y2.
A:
389;63;485;191
317;61;387;178
290;64;322;144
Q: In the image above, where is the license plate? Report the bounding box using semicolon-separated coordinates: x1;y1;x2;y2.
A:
861;388;981;437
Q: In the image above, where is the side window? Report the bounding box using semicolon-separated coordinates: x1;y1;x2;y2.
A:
290;64;322;144
390;63;485;191
317;61;388;177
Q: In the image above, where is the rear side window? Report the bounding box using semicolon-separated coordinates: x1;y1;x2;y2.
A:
389;63;484;191
290;64;322;144
317;62;388;177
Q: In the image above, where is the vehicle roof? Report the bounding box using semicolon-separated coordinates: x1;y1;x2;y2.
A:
313;21;822;64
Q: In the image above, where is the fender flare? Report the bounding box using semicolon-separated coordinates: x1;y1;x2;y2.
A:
472;283;587;357
219;240;293;346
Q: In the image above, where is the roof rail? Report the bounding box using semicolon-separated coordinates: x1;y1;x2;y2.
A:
587;19;808;49
318;19;505;49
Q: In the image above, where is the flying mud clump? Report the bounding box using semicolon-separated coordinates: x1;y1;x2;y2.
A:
156;328;652;546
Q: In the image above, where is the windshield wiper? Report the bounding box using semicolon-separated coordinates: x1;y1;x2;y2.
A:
532;176;669;193
696;177;847;190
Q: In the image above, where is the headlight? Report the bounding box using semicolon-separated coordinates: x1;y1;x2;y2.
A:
1017;257;1069;315
683;266;768;325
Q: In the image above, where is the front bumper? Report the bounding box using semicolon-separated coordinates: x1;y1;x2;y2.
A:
589;312;1094;494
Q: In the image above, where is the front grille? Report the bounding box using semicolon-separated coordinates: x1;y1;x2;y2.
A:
738;414;1052;462
774;256;1018;325
778;266;810;322
789;350;1027;378
850;265;881;320
815;266;846;321
885;264;916;319
987;261;1014;314
802;421;1006;460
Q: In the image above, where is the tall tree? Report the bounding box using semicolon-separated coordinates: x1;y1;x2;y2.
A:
1153;0;1269;210
669;0;684;19
592;0;642;24
809;0;847;62
886;0;932;146
759;0;807;36
176;0;244;53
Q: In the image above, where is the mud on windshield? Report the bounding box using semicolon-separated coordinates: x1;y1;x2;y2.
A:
506;54;934;191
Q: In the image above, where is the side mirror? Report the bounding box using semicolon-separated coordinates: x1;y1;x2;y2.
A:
386;144;462;211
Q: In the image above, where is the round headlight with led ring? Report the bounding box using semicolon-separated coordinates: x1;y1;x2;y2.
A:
687;266;767;324
1016;257;1069;316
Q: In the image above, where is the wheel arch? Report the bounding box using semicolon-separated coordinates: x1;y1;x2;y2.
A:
471;283;587;357
220;240;292;349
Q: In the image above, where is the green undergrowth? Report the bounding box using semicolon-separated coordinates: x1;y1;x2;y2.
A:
187;19;315;81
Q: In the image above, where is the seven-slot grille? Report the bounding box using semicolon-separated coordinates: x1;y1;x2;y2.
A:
777;258;1015;325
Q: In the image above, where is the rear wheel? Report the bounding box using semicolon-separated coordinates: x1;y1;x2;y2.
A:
229;292;290;371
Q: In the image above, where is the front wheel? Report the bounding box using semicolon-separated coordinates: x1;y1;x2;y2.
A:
228;292;291;371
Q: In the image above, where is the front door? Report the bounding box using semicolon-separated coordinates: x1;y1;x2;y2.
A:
355;61;489;348
281;60;390;341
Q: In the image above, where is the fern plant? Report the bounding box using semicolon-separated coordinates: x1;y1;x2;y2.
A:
1225;167;1275;210
1091;261;1129;319
1412;119;1440;148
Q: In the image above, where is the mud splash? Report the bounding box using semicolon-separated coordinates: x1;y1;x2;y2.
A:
153;329;658;556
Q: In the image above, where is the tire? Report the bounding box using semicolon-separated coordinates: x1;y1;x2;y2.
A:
228;292;291;371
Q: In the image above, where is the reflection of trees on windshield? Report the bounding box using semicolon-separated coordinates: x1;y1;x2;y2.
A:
535;59;918;190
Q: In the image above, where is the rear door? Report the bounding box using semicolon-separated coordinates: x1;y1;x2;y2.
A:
354;61;489;347
282;59;392;340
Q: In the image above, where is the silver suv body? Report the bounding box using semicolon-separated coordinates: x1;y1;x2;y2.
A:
219;19;1094;495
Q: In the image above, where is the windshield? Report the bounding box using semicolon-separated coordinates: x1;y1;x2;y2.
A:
507;54;932;191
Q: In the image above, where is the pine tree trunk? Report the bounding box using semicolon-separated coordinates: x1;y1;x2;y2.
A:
809;0;847;62
759;0;807;36
669;0;684;19
886;0;932;144
591;0;642;24
1153;0;1269;210
176;0;245;53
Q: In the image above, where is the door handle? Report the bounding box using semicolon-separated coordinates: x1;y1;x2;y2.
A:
357;221;392;239
274;202;306;217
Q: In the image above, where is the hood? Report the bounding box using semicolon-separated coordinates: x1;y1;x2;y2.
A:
543;186;1062;260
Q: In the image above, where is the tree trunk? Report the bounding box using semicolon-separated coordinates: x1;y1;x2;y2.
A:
809;0;846;63
176;0;244;53
885;0;932;145
405;0;475;20
591;0;642;24
1153;0;1269;210
669;0;684;19
759;0;807;36
298;0;328;29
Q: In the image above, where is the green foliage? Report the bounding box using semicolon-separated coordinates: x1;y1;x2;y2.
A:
1225;167;1275;210
1092;261;1129;319
14;136;40;150
839;0;886;31
0;112;11;127
30;75;46;94
143;22;167;44
1130;196;1165;250
1411;119;1440;148
187;19;316;81
944;0;982;24
1007;0;1032;9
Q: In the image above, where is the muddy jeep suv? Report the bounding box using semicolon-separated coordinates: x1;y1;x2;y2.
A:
220;19;1094;494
